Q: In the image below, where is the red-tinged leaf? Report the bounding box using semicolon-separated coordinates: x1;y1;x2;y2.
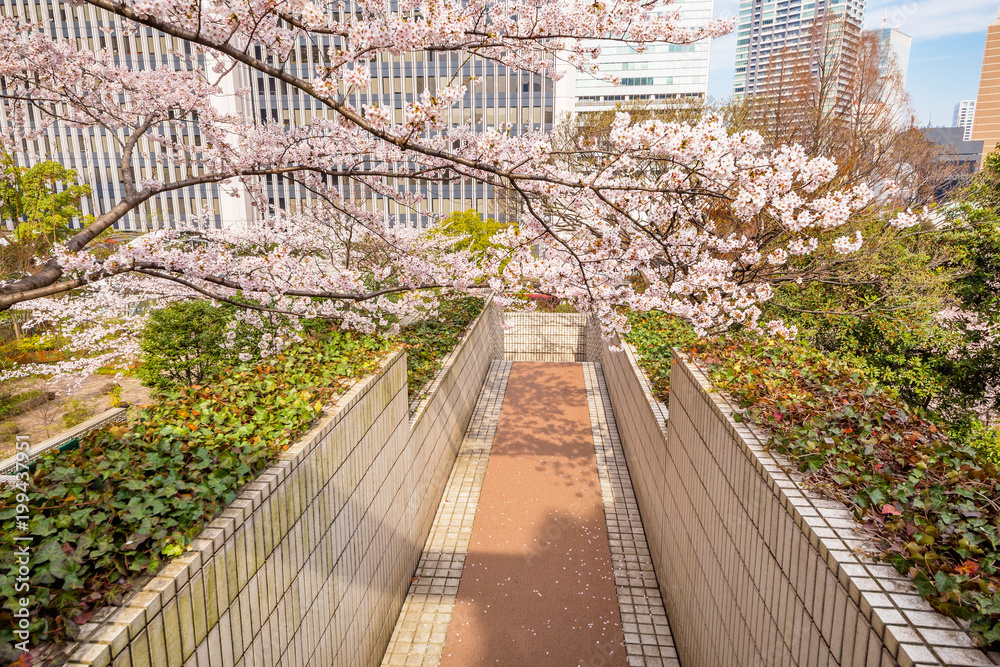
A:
881;504;902;516
955;560;980;576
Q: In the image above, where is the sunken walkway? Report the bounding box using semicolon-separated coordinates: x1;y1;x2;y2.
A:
380;361;678;667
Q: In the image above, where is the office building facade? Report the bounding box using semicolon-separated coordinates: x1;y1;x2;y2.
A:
0;0;252;230
973;10;1000;163
0;0;553;231
867;26;910;86
955;100;977;141
554;0;714;115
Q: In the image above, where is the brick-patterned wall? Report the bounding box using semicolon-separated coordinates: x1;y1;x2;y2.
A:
598;339;995;667
502;311;587;361
67;300;503;667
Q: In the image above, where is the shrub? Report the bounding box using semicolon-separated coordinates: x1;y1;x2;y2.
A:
136;301;237;389
0;334;66;364
962;420;1000;469
765;215;1000;424
107;383;123;408
0;390;41;420
60;398;94;430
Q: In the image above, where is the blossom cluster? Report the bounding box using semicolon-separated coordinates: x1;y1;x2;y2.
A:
0;0;890;391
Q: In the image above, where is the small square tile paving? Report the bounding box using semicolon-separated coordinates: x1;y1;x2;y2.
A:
584;363;681;667
381;361;681;667
380;361;512;667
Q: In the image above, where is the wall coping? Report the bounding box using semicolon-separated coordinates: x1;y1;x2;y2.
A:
673;350;998;667
0;407;127;477
65;349;407;667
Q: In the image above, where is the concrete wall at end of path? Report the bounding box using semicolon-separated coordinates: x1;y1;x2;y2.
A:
66;298;504;667
502;311;590;362
597;337;997;667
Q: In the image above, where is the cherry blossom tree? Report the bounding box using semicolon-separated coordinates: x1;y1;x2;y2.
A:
0;0;921;386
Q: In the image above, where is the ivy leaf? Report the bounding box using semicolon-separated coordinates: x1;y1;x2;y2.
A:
881;504;902;517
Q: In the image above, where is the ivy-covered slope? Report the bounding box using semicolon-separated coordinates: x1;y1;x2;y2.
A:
685;337;1000;648
397;296;484;402
0;331;389;654
0;296;484;660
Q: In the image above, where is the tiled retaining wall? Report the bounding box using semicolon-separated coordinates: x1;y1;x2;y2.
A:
67;300;503;667
0;407;127;476
597;339;996;667
502;311;588;361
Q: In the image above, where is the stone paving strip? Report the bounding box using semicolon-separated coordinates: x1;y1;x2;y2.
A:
382;361;678;667
439;362;625;667
381;361;512;667
584;363;680;667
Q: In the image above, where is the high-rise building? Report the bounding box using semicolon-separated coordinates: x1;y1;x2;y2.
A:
973;9;1000;163
866;26;910;86
553;0;714;115
0;0;253;230
732;0;866;102
250;47;554;227
955;100;977;141
861;26;910;123
0;0;553;231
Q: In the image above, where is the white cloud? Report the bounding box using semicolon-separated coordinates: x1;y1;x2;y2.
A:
864;0;997;39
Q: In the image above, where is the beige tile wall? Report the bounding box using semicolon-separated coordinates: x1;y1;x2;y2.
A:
65;300;504;667
596;338;995;667
502;311;588;361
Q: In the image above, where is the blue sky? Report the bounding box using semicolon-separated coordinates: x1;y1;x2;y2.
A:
706;0;994;127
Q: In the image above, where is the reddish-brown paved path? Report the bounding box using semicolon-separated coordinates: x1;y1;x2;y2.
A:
440;362;627;667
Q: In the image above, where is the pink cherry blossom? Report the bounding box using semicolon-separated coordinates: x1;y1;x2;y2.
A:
0;0;899;391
